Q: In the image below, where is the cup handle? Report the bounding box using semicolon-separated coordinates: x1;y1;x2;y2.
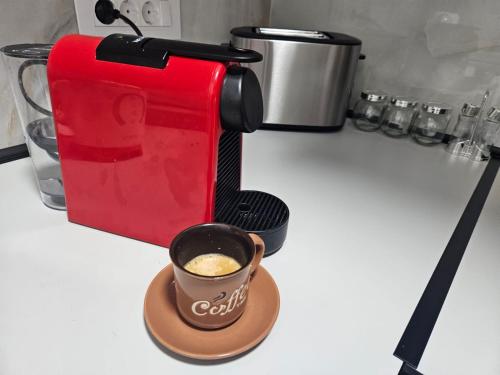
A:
248;233;265;277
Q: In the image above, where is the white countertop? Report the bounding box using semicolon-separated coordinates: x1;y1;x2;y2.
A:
1;123;499;374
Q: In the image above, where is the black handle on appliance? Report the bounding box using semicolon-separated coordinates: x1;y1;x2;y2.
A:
359;53;366;60
220;65;263;133
96;34;263;69
18;59;52;117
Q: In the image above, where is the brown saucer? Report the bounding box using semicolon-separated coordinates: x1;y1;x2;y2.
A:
144;264;280;360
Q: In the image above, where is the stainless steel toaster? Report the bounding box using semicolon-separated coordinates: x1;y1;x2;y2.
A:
231;27;363;131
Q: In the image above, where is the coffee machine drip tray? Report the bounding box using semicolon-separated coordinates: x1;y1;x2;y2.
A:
216;190;289;256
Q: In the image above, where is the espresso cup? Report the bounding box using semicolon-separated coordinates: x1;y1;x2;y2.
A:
169;223;264;329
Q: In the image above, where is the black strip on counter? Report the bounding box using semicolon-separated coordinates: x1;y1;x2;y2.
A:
394;153;500;373
0;143;29;164
399;363;423;375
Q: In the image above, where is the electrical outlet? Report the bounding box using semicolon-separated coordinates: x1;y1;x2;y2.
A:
141;0;161;26
73;0;181;39
137;0;173;27
118;0;140;26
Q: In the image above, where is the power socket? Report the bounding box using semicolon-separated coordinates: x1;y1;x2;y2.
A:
73;0;181;39
118;0;140;26
141;0;161;26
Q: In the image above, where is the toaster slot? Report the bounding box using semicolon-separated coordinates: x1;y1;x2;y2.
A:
256;27;330;40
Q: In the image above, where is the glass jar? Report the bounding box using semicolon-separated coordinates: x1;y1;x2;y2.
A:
411;102;452;145
352;90;388;132
469;107;500;161
381;96;418;137
446;103;480;156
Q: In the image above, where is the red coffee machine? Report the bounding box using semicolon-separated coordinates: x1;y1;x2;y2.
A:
47;34;288;255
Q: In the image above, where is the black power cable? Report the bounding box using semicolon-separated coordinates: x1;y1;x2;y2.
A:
95;0;143;37
117;14;143;37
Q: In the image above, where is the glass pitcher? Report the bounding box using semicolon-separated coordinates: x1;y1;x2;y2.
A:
1;44;65;210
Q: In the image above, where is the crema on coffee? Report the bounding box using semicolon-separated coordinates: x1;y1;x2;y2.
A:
184;253;242;276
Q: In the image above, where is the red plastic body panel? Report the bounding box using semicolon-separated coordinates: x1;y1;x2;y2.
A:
47;35;228;247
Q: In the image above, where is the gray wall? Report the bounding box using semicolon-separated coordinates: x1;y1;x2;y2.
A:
6;0;496;148
270;0;500;116
181;0;270;43
0;0;270;149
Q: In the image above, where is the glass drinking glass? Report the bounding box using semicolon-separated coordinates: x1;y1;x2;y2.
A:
469;107;500;161
446;103;480;156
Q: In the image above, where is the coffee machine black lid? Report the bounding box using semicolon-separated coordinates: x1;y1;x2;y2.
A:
96;34;262;69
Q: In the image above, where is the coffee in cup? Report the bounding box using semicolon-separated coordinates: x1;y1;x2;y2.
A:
169;223;264;329
184;253;242;276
